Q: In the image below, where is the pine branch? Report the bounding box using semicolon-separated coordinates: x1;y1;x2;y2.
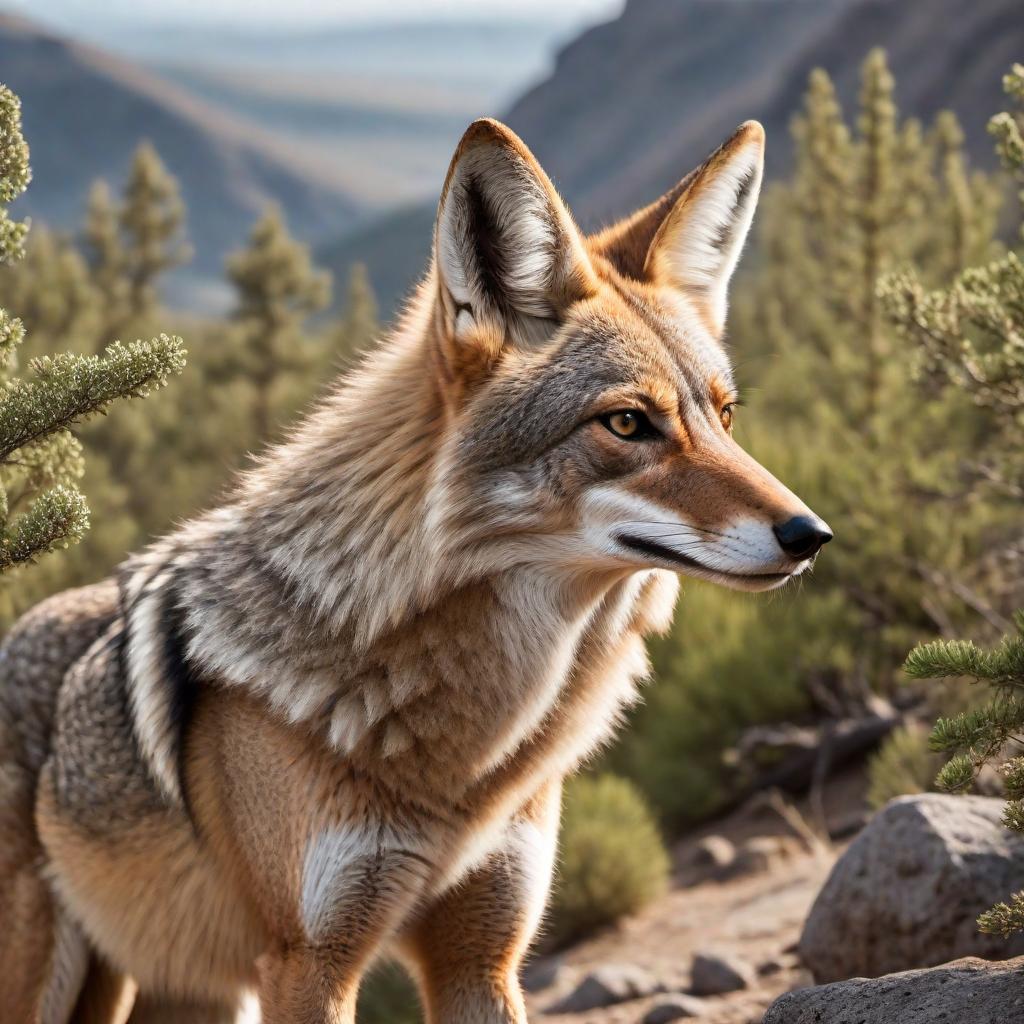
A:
0;334;186;461
0;484;89;570
905;635;1024;684
978;891;1024;936
931;696;1024;753
1000;757;1024;800
933;752;976;792
0;305;24;371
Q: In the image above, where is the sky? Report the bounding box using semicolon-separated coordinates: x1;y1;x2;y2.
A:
14;0;623;29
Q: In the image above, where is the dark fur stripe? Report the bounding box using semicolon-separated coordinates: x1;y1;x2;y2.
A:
119;568;203;823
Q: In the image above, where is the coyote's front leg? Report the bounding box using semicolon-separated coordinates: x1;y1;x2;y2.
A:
402;779;562;1024
256;824;435;1024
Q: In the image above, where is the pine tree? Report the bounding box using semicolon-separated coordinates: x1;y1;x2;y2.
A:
0;84;184;579
734;47;1006;650
886;65;1024;936
882;65;1023;499
335;262;378;364
118;141;191;325
82;179;129;331
226;207;330;440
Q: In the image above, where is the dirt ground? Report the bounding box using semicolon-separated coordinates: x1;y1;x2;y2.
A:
524;768;869;1024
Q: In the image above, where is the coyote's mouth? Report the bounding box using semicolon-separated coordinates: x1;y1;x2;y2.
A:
614;533;792;584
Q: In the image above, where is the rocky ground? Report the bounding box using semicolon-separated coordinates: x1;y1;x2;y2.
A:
523;764;1024;1024
523;770;869;1024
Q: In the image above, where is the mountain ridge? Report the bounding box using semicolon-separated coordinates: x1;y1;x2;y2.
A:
505;0;1023;230
321;0;1024;316
0;12;360;288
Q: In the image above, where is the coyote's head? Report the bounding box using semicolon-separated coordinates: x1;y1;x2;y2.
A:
424;118;831;593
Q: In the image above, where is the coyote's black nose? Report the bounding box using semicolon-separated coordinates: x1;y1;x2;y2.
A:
773;515;833;561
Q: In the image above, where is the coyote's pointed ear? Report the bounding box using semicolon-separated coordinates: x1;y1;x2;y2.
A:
588;174;695;281
434;118;596;358
643;121;765;335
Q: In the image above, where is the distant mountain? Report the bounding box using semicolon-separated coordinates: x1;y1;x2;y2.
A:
318;0;1024;318
506;0;1024;230
94;19;578;89
0;13;360;293
29;15;588;211
316;203;436;322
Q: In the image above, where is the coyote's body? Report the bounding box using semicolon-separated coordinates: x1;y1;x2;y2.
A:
0;118;830;1023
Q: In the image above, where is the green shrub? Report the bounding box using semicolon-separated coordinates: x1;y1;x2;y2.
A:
612;578;854;826
357;961;420;1024
867;723;941;809
547;773;670;946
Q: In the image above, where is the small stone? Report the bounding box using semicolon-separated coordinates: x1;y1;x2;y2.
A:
689;952;755;996
729;836;792;876
757;952;800;977
689;835;736;870
641;994;708;1022
546;964;666;1013
522;955;565;993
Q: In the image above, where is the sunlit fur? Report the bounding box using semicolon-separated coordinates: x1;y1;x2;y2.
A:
0;118;828;1023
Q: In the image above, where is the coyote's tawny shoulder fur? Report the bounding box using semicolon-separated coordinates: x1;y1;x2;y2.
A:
0;118;831;1023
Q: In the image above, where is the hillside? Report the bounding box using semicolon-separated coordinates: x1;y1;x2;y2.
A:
505;0;1024;229
320;0;1024;317
0;13;360;287
112;18;580;209
323;0;1024;315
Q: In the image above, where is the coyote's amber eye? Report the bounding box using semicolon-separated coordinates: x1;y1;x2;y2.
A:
720;404;736;430
601;410;653;440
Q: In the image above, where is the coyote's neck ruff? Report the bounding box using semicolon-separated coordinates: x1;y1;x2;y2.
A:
124;290;676;815
2;118;831;1024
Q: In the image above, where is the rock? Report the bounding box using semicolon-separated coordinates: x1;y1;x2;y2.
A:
730;836;793;876
762;955;1024;1023
641;994;708;1022
546;964;666;1013
522;955;565;993
689;952;756;995
690;835;736;870
757;952;801;977
800;794;1024;982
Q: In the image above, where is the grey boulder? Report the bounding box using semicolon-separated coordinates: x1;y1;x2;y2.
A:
800;794;1024;982
763;955;1024;1023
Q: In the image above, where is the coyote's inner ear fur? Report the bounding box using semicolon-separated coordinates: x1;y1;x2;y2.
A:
434;118;596;361
643;121;765;335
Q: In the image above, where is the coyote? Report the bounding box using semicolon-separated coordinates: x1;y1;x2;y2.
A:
0;118;830;1023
